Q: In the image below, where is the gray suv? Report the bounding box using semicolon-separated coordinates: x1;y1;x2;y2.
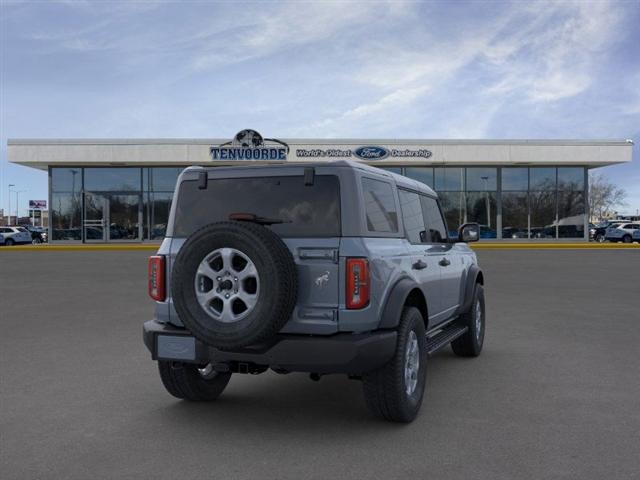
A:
143;161;485;422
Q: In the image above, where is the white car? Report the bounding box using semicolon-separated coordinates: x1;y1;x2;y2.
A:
605;222;640;243
0;226;32;246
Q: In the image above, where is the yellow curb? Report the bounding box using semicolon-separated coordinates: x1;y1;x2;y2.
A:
1;243;639;252
471;243;640;249
0;244;159;251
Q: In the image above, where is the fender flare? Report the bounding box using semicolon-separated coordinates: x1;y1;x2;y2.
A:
458;265;484;315
378;278;424;330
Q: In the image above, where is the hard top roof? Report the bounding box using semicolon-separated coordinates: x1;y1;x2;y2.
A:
188;160;437;196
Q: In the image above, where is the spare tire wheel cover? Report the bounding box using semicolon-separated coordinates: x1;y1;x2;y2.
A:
171;221;298;349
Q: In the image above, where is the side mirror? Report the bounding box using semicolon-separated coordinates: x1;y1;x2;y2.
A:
458;223;480;243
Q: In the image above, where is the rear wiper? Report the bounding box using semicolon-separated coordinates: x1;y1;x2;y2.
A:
228;213;291;225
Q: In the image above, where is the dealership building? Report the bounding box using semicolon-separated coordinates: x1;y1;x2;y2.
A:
7;135;633;242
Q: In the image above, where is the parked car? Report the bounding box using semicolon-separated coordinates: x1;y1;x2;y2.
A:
20;225;48;244
0;226;33;245
143;161;486;423
502;227;528;239
590;220;626;242
605;222;640;243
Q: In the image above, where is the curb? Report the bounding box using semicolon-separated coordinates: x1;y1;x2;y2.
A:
471;243;640;249
0;244;159;251
1;243;639;251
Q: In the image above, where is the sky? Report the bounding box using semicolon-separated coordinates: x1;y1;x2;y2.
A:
1;0;639;217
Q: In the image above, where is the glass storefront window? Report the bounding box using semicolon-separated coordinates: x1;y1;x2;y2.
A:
557;191;585;238
148;192;173;239
51;168;82;193
84;168;141;192
151;167;184;191
405;167;434;187
558;167;584;191
51;192;82;240
466;168;497;191
435;168;464;191
502;192;528;239
466;192;497;238
530;190;556;238
438;191;465;238
502;168;528;191
529;168;556;191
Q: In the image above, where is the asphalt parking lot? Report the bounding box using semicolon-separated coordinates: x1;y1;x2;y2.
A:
1;249;639;479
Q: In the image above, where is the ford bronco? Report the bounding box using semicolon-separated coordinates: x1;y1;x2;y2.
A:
143;160;485;422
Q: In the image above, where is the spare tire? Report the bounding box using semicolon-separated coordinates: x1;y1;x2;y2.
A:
172;221;298;349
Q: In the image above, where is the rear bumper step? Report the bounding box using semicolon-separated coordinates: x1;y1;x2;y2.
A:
426;324;468;356
143;320;397;375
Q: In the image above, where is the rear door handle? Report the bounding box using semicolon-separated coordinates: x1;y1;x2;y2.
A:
412;260;427;270
439;257;451;267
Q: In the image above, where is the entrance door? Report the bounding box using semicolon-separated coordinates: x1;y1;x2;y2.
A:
84;193;107;242
84;193;142;242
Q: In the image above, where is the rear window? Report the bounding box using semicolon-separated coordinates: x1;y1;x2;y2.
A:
17;227;28;232
173;175;341;237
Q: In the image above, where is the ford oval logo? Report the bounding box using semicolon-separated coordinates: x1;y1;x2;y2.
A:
354;146;389;160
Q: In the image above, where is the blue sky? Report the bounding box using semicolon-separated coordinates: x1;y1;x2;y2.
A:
1;0;639;216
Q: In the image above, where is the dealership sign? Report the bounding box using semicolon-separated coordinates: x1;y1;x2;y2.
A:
29;200;47;209
296;146;432;160
211;129;289;161
210;131;432;162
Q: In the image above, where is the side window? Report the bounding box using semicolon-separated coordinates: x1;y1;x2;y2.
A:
362;177;398;233
420;195;448;243
399;189;426;243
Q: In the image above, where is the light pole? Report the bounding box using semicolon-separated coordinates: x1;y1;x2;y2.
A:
8;184;15;225
15;190;26;224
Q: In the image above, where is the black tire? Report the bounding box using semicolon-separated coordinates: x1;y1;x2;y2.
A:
622;235;632;244
595;233;605;243
452;284;485;357
32;237;42;245
158;361;231;401
5;238;14;246
172;221;298;349
362;307;427;423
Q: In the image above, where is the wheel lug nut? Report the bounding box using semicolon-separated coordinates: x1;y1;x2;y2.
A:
225;294;230;299
216;277;221;281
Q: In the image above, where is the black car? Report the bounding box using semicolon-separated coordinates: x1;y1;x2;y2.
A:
20;225;48;244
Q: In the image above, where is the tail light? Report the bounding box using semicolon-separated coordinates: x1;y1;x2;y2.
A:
148;255;166;301
346;258;370;309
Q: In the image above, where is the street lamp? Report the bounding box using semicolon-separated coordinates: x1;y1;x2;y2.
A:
8;184;15;225
15;190;27;224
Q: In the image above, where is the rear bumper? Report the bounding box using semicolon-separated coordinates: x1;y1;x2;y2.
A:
143;319;397;375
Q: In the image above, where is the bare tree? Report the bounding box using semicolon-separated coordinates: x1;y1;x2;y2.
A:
589;172;627;221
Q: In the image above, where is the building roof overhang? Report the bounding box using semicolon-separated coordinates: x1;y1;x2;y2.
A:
7;138;634;171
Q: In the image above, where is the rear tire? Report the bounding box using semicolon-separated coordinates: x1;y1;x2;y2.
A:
158;361;231;401
452;284;485;357
622;235;632;243
362;307;427;423
5;238;14;246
